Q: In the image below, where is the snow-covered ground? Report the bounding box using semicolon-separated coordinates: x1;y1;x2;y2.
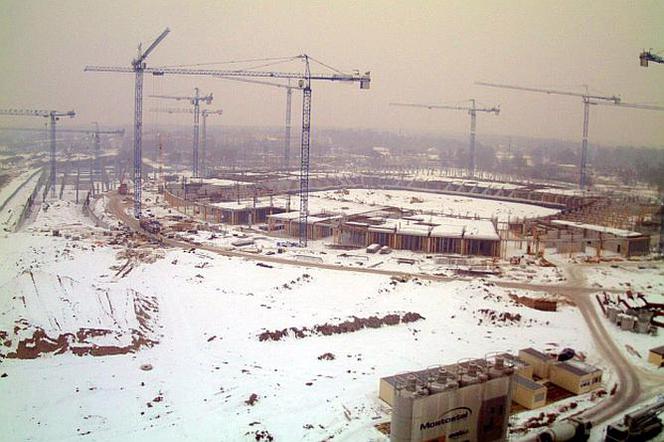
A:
0;187;602;441
584;263;664;293
313;188;560;222
593;300;663;373
583;262;664;374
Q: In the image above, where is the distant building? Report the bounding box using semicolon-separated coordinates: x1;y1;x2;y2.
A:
648;345;664;367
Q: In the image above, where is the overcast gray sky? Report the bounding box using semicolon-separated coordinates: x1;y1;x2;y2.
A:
1;0;663;147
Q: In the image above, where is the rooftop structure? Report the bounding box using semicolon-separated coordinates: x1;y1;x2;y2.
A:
382;356;514;442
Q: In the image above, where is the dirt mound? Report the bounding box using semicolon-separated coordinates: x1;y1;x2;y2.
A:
258;312;425;342
0;272;160;359
6;327;157;359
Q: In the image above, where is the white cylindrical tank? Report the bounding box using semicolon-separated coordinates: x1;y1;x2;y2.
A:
391;386;416;442
607;306;619;323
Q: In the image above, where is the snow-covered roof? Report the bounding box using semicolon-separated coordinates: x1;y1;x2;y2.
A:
430;224;465;238
268;211;301;220
364;215;498;240
534;188;594;197
199;178;241;187
551;220;643;238
556;360;601;376
396;226;431;237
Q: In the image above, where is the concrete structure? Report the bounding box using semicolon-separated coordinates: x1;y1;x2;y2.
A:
549;360;603;395
512;374;547;410
383;357;514;442
648;345;664;367
164;188;288;225
550;220;651;257
335;214;501;257
159;170;654;257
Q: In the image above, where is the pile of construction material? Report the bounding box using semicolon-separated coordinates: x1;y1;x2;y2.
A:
596;291;660;335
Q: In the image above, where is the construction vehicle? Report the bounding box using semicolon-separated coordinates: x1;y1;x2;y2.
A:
118;169;128;195
605;397;664;441
139;218;162;234
536;417;592;441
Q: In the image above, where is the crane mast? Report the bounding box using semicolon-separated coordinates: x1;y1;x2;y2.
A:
215;76;301;170
130;27;170;218
86;49;370;247
476;81;619;189
150;107;222;178
390;99;499;177
0;124;124;179
285;86;293;170
200;109;223;178
0;109;75;196
638;49;664;255
299;56;313;246
150;87;213;178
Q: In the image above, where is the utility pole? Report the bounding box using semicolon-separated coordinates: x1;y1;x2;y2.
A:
390;99;500;177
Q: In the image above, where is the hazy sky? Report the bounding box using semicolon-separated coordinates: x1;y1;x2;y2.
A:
1;0;663;147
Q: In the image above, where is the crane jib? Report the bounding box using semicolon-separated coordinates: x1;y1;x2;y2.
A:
84;66;370;85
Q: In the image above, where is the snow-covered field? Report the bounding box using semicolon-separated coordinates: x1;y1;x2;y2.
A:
584;263;664;293
312;188;560;222
585;262;664;373
0;189;601;441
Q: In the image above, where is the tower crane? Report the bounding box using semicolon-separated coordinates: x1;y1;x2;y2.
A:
149;88;213;178
85;51;370;246
149;107;223;178
475;81;621;189
86;27;170;218
215;77;301;170
390;99;500;176
0;124;125;174
638;48;664;255
640;50;664;67
0;109;75;195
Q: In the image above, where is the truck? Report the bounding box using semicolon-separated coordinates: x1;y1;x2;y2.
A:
139;219;162;235
605;397;664;441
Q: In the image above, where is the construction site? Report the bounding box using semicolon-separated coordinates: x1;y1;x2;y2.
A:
1;3;664;442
